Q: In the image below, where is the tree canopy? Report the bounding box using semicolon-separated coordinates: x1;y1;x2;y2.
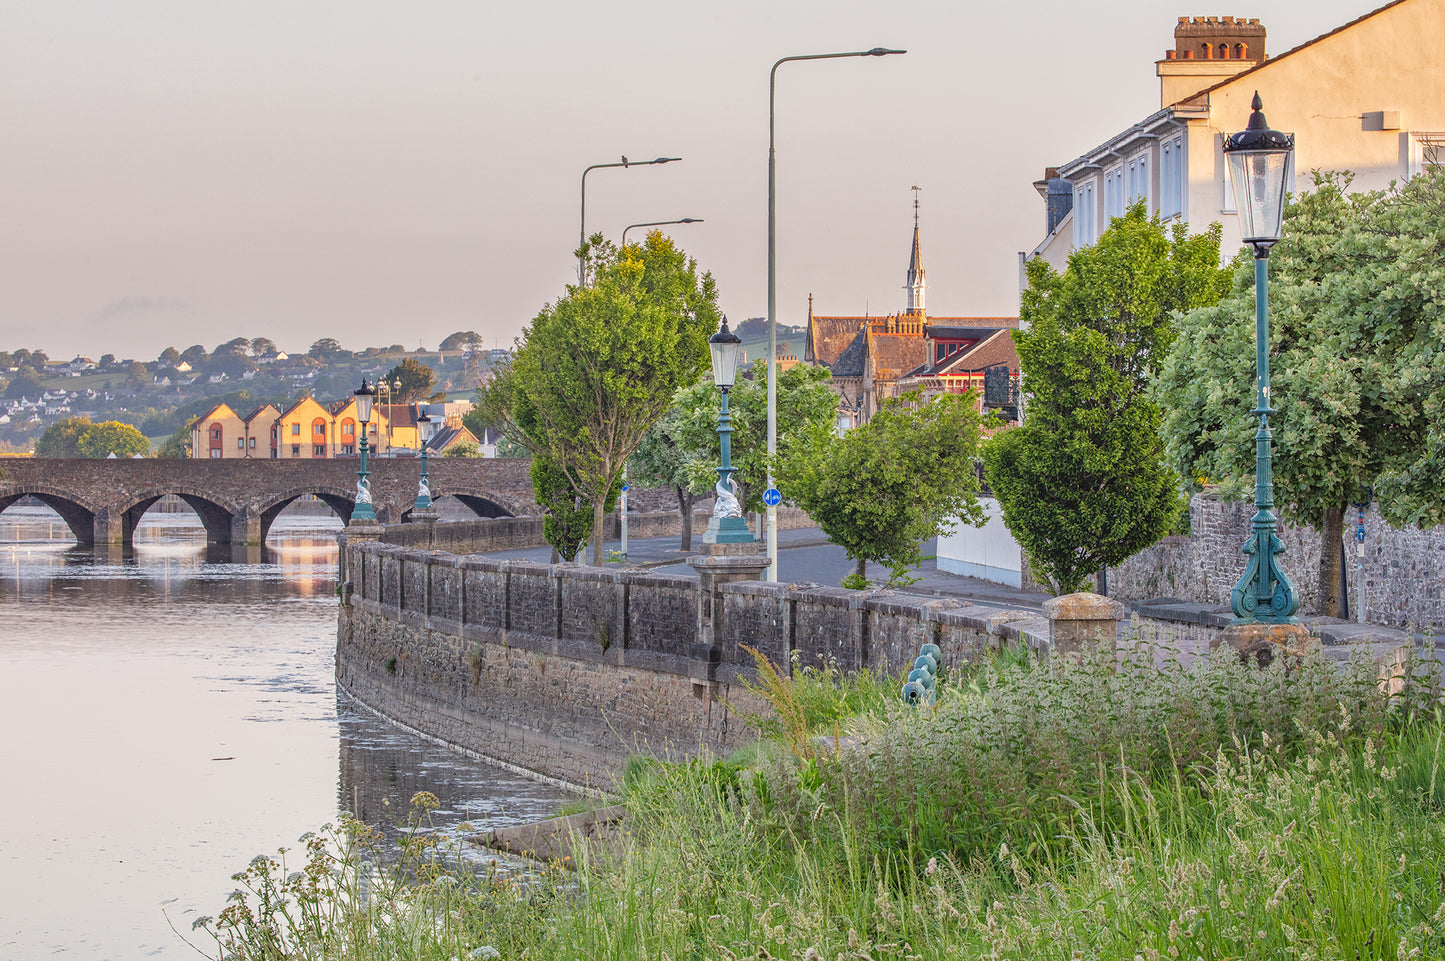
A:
34;416;93;457
782;390;988;587
78;421;150;458
382;358;436;404
1159;170;1445;614
478;233;719;564
439;331;482;352
667;360;838;516
985;201;1228;594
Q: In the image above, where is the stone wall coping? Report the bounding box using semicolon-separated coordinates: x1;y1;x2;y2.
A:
718;580;789;599
935;607;1036;634
791;586;866;609
457;555;506;573
621;571;699;591
502;560;556;576
550;565;626;585
1042;591;1127;621
1131;599;1231;627
861;593;962;618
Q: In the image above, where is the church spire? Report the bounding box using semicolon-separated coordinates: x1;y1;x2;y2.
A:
905;185;927;315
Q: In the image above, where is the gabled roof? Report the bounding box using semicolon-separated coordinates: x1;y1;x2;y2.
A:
195;403;238;423
423;423;479;453
242;403;280;424
829;330;868;378
381;404;417;429
1181;0;1413;106
807;314;869;366
867;329;929;381
908;329;1019;378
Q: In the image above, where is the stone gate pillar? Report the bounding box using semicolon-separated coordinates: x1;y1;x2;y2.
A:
1042;592;1125;660
687;542;770;681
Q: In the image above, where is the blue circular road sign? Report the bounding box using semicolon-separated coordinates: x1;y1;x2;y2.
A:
763;487;782;507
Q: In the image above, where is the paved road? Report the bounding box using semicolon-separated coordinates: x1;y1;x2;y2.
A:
486;525;1050;611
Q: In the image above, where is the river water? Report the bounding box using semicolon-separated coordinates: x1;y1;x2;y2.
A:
0;505;570;960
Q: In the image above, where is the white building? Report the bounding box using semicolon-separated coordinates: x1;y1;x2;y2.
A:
1031;1;1445;267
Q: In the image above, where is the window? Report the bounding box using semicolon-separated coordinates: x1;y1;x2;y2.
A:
1160;136;1183;218
1220;146;1236;212
1072;179;1097;246
1126;153;1149;209
291;445;301;456
248;437;256;448
1104;165;1125;219
342;420;355;437
1408;133;1445;178
209;449;222;459
341;444;355;455
236;437;244;449
291;424;300;435
313;445;327;457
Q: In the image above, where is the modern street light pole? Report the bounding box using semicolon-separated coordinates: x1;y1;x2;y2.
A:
766;47;905;581
621;218;703;248
579;156;682;285
1223;93;1298;625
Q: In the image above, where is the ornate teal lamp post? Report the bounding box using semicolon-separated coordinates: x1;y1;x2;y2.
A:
703;317;753;545
351;380;377;524
1224;93;1298;626
413;412;435;515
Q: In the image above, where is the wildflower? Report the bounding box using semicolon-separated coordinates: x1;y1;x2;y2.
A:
925;857;938;877
470;947;500;960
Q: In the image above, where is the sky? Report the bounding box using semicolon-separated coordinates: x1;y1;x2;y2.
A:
1;0;1380;362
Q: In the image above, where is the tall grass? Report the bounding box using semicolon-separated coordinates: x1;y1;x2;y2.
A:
196;641;1445;960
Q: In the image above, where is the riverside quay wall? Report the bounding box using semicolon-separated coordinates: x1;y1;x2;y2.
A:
336;534;1040;787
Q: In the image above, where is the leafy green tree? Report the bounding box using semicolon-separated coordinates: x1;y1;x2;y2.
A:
215;337;250;356
439;331;482;351
157;418;197;458
782;391;988;587
309;337;345;360
630;406;700;551
158;346;181;365
99;353;115;367
382;358;436;404
670;360;839;518
984;201;1228;595
481;233;719;565
34;416;93;457
127;361;148;384
250;337;277;357
78;421;150;458
440;441;481;458
1159;171;1445;615
4;371;43;400
180;345;209;366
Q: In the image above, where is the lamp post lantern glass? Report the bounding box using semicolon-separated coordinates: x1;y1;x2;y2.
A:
352;380;377;523
1224;92;1298;624
704;318;752;545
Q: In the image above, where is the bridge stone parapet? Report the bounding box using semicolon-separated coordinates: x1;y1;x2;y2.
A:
0;457;536;545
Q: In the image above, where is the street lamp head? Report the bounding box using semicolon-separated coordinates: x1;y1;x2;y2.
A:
354;380;376;424
1224;92;1295;249
708;316;743;391
865;47;907;56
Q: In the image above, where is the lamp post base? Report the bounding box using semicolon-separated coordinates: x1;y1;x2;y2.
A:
346;518;385;541
703;516;754;546
1212;621;1313;668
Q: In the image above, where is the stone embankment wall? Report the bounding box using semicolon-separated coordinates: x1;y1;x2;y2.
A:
1071;493;1444;631
336;537;1041;787
380;507;817;554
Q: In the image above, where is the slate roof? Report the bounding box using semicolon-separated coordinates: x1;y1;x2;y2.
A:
829;330;868;377
807;315;869;366
867;330;929;381
908;329;1019;378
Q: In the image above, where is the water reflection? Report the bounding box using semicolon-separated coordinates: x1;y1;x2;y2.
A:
0;503;569;960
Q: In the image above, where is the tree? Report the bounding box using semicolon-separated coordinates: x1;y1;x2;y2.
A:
157;418;196;458
99;353;115;367
34;416;93;457
3;371;43;400
250;337;277;357
782;391;988;587
309;337;344;360
440;441;481;458
78;421;150;458
382;358;436;404
180;345;209;366
630;406;699;551
439;331;482;352
1159;171;1445;616
127;361;149;384
984;201;1228;595
158;346;181;365
215;337;250;356
480;233;719;565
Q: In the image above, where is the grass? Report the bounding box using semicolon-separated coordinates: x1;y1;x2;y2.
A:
194;638;1445;960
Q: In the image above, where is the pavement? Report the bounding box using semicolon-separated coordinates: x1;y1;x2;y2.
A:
485;525;1053;612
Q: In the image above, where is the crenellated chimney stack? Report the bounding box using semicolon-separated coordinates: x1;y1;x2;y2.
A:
1157;16;1266;107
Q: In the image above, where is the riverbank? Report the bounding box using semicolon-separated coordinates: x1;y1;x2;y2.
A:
203;638;1445;960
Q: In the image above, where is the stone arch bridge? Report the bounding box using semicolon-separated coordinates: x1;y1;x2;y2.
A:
0;458;535;545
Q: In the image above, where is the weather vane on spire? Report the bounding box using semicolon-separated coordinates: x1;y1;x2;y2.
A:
911;184;922;228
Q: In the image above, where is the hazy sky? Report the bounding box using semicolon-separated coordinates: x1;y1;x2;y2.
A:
2;0;1377;362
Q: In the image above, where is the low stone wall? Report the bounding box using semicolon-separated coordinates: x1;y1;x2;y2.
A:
336;537;1041;785
380;506;816;554
1091;493;1445;631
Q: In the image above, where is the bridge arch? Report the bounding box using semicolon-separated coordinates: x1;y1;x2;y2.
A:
421;487;520;521
0;487;104;544
114;486;247;546
256;485;356;543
